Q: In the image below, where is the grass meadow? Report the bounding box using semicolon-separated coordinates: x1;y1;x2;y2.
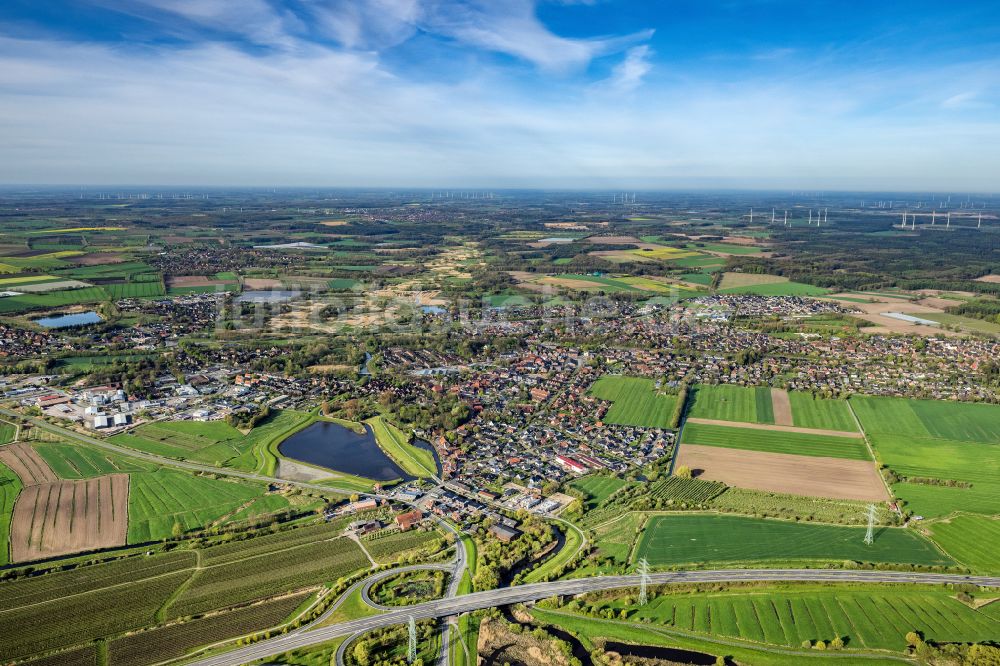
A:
127;469;275;542
680;422;870;460
568;475;632;509
927;514;1000;573
588;376;679;429
851;396;1000;517
688;385;774;424
788;394;858;432
567;584;999;653
634;514;951;567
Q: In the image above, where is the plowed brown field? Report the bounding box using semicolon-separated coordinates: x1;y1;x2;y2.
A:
676;444;888;501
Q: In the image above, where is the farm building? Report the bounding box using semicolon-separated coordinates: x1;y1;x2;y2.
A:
395;510;423;531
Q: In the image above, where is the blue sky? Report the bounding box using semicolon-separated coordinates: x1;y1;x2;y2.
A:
1;0;999;188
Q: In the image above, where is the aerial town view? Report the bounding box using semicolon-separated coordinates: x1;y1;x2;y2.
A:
0;2;998;666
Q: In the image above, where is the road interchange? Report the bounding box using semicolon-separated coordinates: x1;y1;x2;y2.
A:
4;408;998;665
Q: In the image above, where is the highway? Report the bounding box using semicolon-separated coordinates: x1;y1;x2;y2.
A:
7;408;998;665
189;568;1000;666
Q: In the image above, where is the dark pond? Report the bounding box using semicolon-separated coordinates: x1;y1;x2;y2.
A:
279;421;411;482
412;437;443;477
603;641;720;665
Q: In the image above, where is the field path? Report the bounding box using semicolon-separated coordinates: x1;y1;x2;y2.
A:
685;417;862;439
770;389;793;426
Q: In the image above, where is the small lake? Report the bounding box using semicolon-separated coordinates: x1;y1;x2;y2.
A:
34;311;104;329
421;305;447;315
278;421;412;482
236;290;301;304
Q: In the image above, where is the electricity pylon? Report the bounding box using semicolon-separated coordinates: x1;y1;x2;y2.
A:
863;504;879;546
637;557;651;606
408;615;417;663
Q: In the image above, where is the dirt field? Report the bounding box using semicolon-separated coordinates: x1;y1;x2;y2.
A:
770;389;793;426
68;253;127;265
544;222;588;230
676;444;888;501
0;442;58;485
975;274;1000;283
685;418;862;439
243;278;283;289
166;275;234;287
10;474;130;562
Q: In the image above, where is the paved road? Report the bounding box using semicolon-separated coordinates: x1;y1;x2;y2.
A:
189;568;1000;666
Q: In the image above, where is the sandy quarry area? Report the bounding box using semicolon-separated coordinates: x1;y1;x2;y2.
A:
676;444;889;501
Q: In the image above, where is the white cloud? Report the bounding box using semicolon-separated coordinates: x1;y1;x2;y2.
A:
941;91;990;110
1;22;1000;189
605;44;652;93
418;0;651;71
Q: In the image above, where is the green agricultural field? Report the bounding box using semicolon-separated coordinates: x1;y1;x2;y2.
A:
0;461;22;566
569;475;631;509
167;536;367;618
0;519;408;664
788;393;858;432
679;272;714;285
0;422;14;444
167;283;240;295
570;584;1000;653
681;423;870;460
0;555;195;662
584;512;646;570
588;376;679;429
32;441;154;478
0;286;109;314
60;262;151;279
851;396;1000;517
105;280;165;299
549;273;644;292
927;515;1000;573
719;281;830;296
853;395;1000;442
111;410;314;473
109;592;308;666
686;242;762;255
688;384;774;424
127;469;276;542
328;278;359;290
365;416;437;478
634;515;951;567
